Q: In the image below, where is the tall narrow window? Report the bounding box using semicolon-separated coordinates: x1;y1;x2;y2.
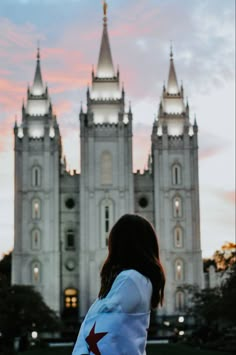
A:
101;151;112;185
32;199;41;220
32;261;41;283
65;229;75;250
172;164;181;185
64;288;78;309
173;196;182;218
175;290;185;311
32;166;41;187
175;259;184;281
101;199;114;247
174;227;183;248
31;229;41;250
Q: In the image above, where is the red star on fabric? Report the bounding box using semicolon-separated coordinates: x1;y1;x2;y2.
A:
86;322;108;355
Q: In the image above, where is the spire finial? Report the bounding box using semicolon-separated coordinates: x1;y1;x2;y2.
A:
170;40;173;59
103;1;108;17
37;40;40;61
129;100;132;113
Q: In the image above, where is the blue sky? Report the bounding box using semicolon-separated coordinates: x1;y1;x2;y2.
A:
0;0;235;258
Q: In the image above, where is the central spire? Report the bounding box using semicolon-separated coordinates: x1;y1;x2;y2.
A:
97;1;115;78
167;46;179;94
32;47;44;96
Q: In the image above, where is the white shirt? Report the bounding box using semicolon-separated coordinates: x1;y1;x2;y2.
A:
72;269;152;355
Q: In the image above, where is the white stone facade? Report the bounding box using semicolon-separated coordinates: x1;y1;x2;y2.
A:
12;10;203;319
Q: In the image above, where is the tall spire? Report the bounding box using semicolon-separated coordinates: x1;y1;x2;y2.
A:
167;45;179;94
31;46;44;96
97;1;115;78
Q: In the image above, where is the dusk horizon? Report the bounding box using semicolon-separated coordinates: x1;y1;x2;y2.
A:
0;0;235;260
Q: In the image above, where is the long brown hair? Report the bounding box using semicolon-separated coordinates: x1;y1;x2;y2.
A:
99;214;165;309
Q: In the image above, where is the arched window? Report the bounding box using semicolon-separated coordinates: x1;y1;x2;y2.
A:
64;288;78;309
174;226;183;248
173;196;182;218
175;259;184;281
32;199;41;220
175;290;185;311
31;229;41;250
172;164;181;185
101;198;114;247
32;166;41;187
32;261;41;283
65;229;75;250
101;151;112;185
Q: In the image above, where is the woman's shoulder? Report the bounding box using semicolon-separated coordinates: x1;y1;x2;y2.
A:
116;269;151;288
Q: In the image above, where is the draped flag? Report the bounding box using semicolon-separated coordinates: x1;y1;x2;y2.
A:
72;310;150;355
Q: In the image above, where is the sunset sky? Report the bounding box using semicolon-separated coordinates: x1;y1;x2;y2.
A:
0;0;235;259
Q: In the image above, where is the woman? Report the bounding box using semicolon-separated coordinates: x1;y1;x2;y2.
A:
72;214;165;355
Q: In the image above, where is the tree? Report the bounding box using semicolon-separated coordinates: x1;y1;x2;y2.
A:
0;251;11;287
220;264;236;323
0;253;61;352
204;242;236;272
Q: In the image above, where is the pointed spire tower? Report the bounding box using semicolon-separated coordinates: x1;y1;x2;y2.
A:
13;47;62;315
151;46;202;318
79;1;134;317
25;47;51;118
156;46;190;136
97;1;115;78
31;47;44;95
15;48;59;140
87;1;125;123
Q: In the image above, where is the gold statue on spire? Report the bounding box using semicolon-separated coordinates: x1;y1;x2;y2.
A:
103;0;108;16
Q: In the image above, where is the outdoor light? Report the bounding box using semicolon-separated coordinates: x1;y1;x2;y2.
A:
163;321;170;327
179;330;185;336
178;316;184;323
31;331;38;339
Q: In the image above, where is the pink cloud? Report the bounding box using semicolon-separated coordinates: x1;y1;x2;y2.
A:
0;116;14;152
0;78;25;109
199;146;224;160
0;17;43;49
53;100;73;117
222;191;236;204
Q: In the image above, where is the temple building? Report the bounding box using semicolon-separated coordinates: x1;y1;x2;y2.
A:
12;3;203;321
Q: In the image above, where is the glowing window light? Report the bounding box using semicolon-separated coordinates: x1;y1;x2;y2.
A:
123;114;129;124
17;127;24;138
33;263;40;283
29;124;44;138
167;122;184;136
64;288;78;309
175;259;184;281
97;69;115;78
189;125;194;136
31;331;38;339
157;126;162;136
173;196;182;217
27;100;49;116
49;126;55;138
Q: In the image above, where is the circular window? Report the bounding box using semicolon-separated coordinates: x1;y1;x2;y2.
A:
138;196;148;208
65;198;75;209
65;259;76;271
